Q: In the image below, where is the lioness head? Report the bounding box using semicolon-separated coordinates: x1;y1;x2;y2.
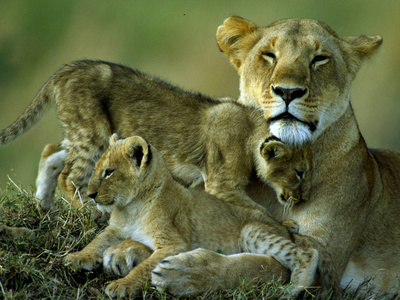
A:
217;16;382;145
87;134;157;209
257;137;313;208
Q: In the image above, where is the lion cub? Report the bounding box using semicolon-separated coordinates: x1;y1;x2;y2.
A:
257;137;313;212
64;134;317;298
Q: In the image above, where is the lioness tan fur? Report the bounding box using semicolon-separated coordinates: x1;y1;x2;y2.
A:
65;134;322;298
150;16;400;297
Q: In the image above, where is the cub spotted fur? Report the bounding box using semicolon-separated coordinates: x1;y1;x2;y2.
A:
65;134;320;298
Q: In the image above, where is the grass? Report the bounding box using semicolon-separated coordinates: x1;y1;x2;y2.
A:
0;176;392;300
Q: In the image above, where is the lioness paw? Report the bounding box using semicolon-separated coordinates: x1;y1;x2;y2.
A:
64;252;102;271
151;248;225;297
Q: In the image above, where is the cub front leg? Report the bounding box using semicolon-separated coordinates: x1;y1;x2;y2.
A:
294;234;342;298
64;227;121;271
105;245;187;298
103;239;153;277
240;223;319;298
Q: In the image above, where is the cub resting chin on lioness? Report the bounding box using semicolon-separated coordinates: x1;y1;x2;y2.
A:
65;134;336;298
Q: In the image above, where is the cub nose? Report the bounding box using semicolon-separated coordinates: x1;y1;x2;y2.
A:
272;86;308;106
88;192;98;200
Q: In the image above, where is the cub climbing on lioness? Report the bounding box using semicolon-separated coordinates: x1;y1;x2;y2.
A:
64;134;321;298
0;59;287;215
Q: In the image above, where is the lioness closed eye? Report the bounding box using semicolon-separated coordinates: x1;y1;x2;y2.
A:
64;134;323;298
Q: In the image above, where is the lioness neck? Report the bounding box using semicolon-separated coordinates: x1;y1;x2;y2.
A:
313;104;368;166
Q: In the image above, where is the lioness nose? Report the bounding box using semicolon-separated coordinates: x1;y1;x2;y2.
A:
272;86;307;106
88;192;98;200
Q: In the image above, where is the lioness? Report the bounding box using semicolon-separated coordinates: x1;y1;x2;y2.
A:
65;134;320;298
151;16;400;297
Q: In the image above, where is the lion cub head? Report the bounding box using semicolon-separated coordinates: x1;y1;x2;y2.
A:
87;134;162;209
257;137;313;211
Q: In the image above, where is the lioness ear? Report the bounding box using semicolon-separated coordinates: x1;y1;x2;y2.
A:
217;15;260;68
341;35;383;77
125;136;152;169
260;141;291;160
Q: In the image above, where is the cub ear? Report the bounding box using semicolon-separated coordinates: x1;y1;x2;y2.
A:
217;15;260;68
341;35;383;77
260;141;291;160
109;133;121;145
124;136;152;169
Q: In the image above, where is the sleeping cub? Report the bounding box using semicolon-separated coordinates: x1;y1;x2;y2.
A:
257;136;313;212
64;134;317;298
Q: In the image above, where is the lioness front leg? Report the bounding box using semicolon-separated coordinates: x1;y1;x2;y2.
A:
151;248;289;297
105;245;187;298
64;228;121;270
103;239;153;277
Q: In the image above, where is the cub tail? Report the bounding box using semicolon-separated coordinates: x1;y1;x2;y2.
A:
0;79;56;146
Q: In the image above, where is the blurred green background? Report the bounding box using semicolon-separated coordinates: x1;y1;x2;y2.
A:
1;0;400;190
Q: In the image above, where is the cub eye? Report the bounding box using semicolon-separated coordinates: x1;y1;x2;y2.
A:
262;52;276;63
104;168;114;179
311;55;330;68
295;169;304;179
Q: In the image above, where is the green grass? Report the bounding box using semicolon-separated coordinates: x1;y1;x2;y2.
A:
0;176;390;299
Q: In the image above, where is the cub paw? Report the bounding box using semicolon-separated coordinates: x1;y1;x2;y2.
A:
105;279;137;298
64;252;102;271
282;219;299;234
103;240;153;277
